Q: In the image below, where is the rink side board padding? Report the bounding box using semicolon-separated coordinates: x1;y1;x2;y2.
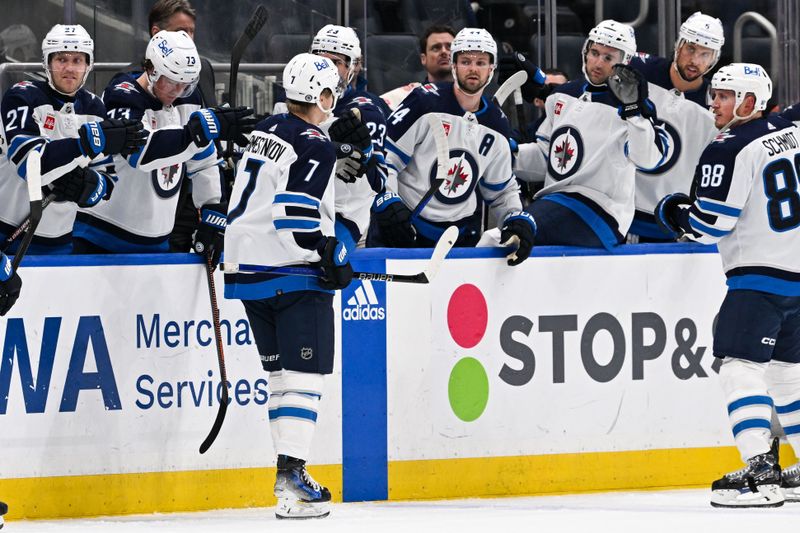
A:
2;247;797;519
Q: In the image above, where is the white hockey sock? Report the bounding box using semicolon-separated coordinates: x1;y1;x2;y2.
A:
271;370;324;461
766;360;800;459
267;371;285;448
719;357;773;462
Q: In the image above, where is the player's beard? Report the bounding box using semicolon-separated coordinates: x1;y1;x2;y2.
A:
676;62;702;82
456;71;488;95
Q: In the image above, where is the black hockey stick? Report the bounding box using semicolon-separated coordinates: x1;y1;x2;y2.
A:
225;4;268;159
199;254;229;454
11;151;43;270
222;225;458;284
3;193;55;253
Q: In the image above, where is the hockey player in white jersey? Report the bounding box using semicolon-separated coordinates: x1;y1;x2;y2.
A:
309;24;386;250
515;20;668;249
655;63;800;507
224;53;354;520
627;12;724;241
72;30;255;258
372;27;535;265
0;24;146;254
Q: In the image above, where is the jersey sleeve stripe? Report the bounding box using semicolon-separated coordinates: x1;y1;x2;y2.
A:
273;218;321;231
191;143;216;161
696;199;742;217
688;214;731;238
273;192;321;209
8;135;45;163
479;176;513;192
385;140;411;164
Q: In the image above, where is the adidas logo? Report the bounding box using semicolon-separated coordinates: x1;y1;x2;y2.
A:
343;279;385;321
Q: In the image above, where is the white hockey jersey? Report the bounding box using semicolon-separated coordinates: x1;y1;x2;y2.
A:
515;80;668;246
628;55;717;239
319;88;386;248
224;113;337;299
73;72;223;252
679;115;800;294
384;82;521;242
0;80;110;252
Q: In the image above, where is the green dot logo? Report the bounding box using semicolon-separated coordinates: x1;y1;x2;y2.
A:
446;284;489;421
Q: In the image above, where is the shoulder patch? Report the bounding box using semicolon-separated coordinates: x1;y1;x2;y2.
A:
419;83;440;96
300;129;327;141
12;81;35;90
712;131;736;144
113;81;139;93
351;96;373;106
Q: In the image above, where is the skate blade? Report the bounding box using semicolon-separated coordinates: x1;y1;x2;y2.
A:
710;484;785;508
782;487;800;503
275;498;330;520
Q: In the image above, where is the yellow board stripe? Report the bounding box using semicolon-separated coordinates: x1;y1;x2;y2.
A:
3;446;796;520
0;465;341;521
388;445;798;500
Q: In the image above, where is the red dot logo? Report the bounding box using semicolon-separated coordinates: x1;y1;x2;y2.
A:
447;284;488;349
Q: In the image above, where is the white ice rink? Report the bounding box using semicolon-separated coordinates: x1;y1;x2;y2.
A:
5;489;800;533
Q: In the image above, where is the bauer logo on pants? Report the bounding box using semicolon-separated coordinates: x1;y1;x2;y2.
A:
343;279;385;321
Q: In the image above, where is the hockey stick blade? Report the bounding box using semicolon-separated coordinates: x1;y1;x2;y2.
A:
222;225;458;284
11;151;43;270
199;255;230;454
493;70;527;107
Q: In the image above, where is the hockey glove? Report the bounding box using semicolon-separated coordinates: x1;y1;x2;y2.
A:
329;109;373;156
0;253;22;316
193;203;227;266
334;143;370;183
655;193;693;238
500;211;536;266
372;191;416;247
608;64;656;120
50;166;115;208
497;52;547;102
187;106;257;147
317;236;353;291
78;119;147;158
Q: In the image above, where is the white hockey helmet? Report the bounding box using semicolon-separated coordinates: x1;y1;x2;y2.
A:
283;53;344;114
675;12;725;70
310;25;361;84
711;63;772;121
583;19;637;65
450;27;497;93
41;24;94;94
145;30;201;99
451;27;497;64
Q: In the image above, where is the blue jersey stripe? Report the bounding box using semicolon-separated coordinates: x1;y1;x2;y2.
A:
732;418;771;436
697;199;742;217
268;406;318;422
776;399;800;414
274;193;320;209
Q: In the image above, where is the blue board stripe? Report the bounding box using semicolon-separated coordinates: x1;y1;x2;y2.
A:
341;255;388;501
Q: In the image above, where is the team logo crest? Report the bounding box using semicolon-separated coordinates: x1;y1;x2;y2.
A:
114;81;138;93
351;96;373;106
12;81;35;90
429;149;479;205
442;121;452;136
151;164;182;198
640;120;682;175
554;101;564;115
712;131;735;143
547;126;584;180
43;114;56;130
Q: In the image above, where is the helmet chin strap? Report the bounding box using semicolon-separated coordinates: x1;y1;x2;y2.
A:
719;99;760;132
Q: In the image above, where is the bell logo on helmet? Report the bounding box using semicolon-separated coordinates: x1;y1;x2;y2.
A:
314;60;329;71
744;65;762;76
157;39;174;56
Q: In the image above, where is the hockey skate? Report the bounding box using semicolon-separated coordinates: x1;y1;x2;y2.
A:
274;455;331;519
710;439;784;508
781;462;800;502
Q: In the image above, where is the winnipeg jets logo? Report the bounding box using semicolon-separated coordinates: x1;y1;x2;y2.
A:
114;81;138;93
13;81;35;90
151;164;182;198
430;149;479;205
712;131;735;143
351;96;373;106
640;120;682;175
547;126;584;180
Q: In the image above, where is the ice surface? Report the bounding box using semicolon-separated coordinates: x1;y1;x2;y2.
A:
6;489;800;532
